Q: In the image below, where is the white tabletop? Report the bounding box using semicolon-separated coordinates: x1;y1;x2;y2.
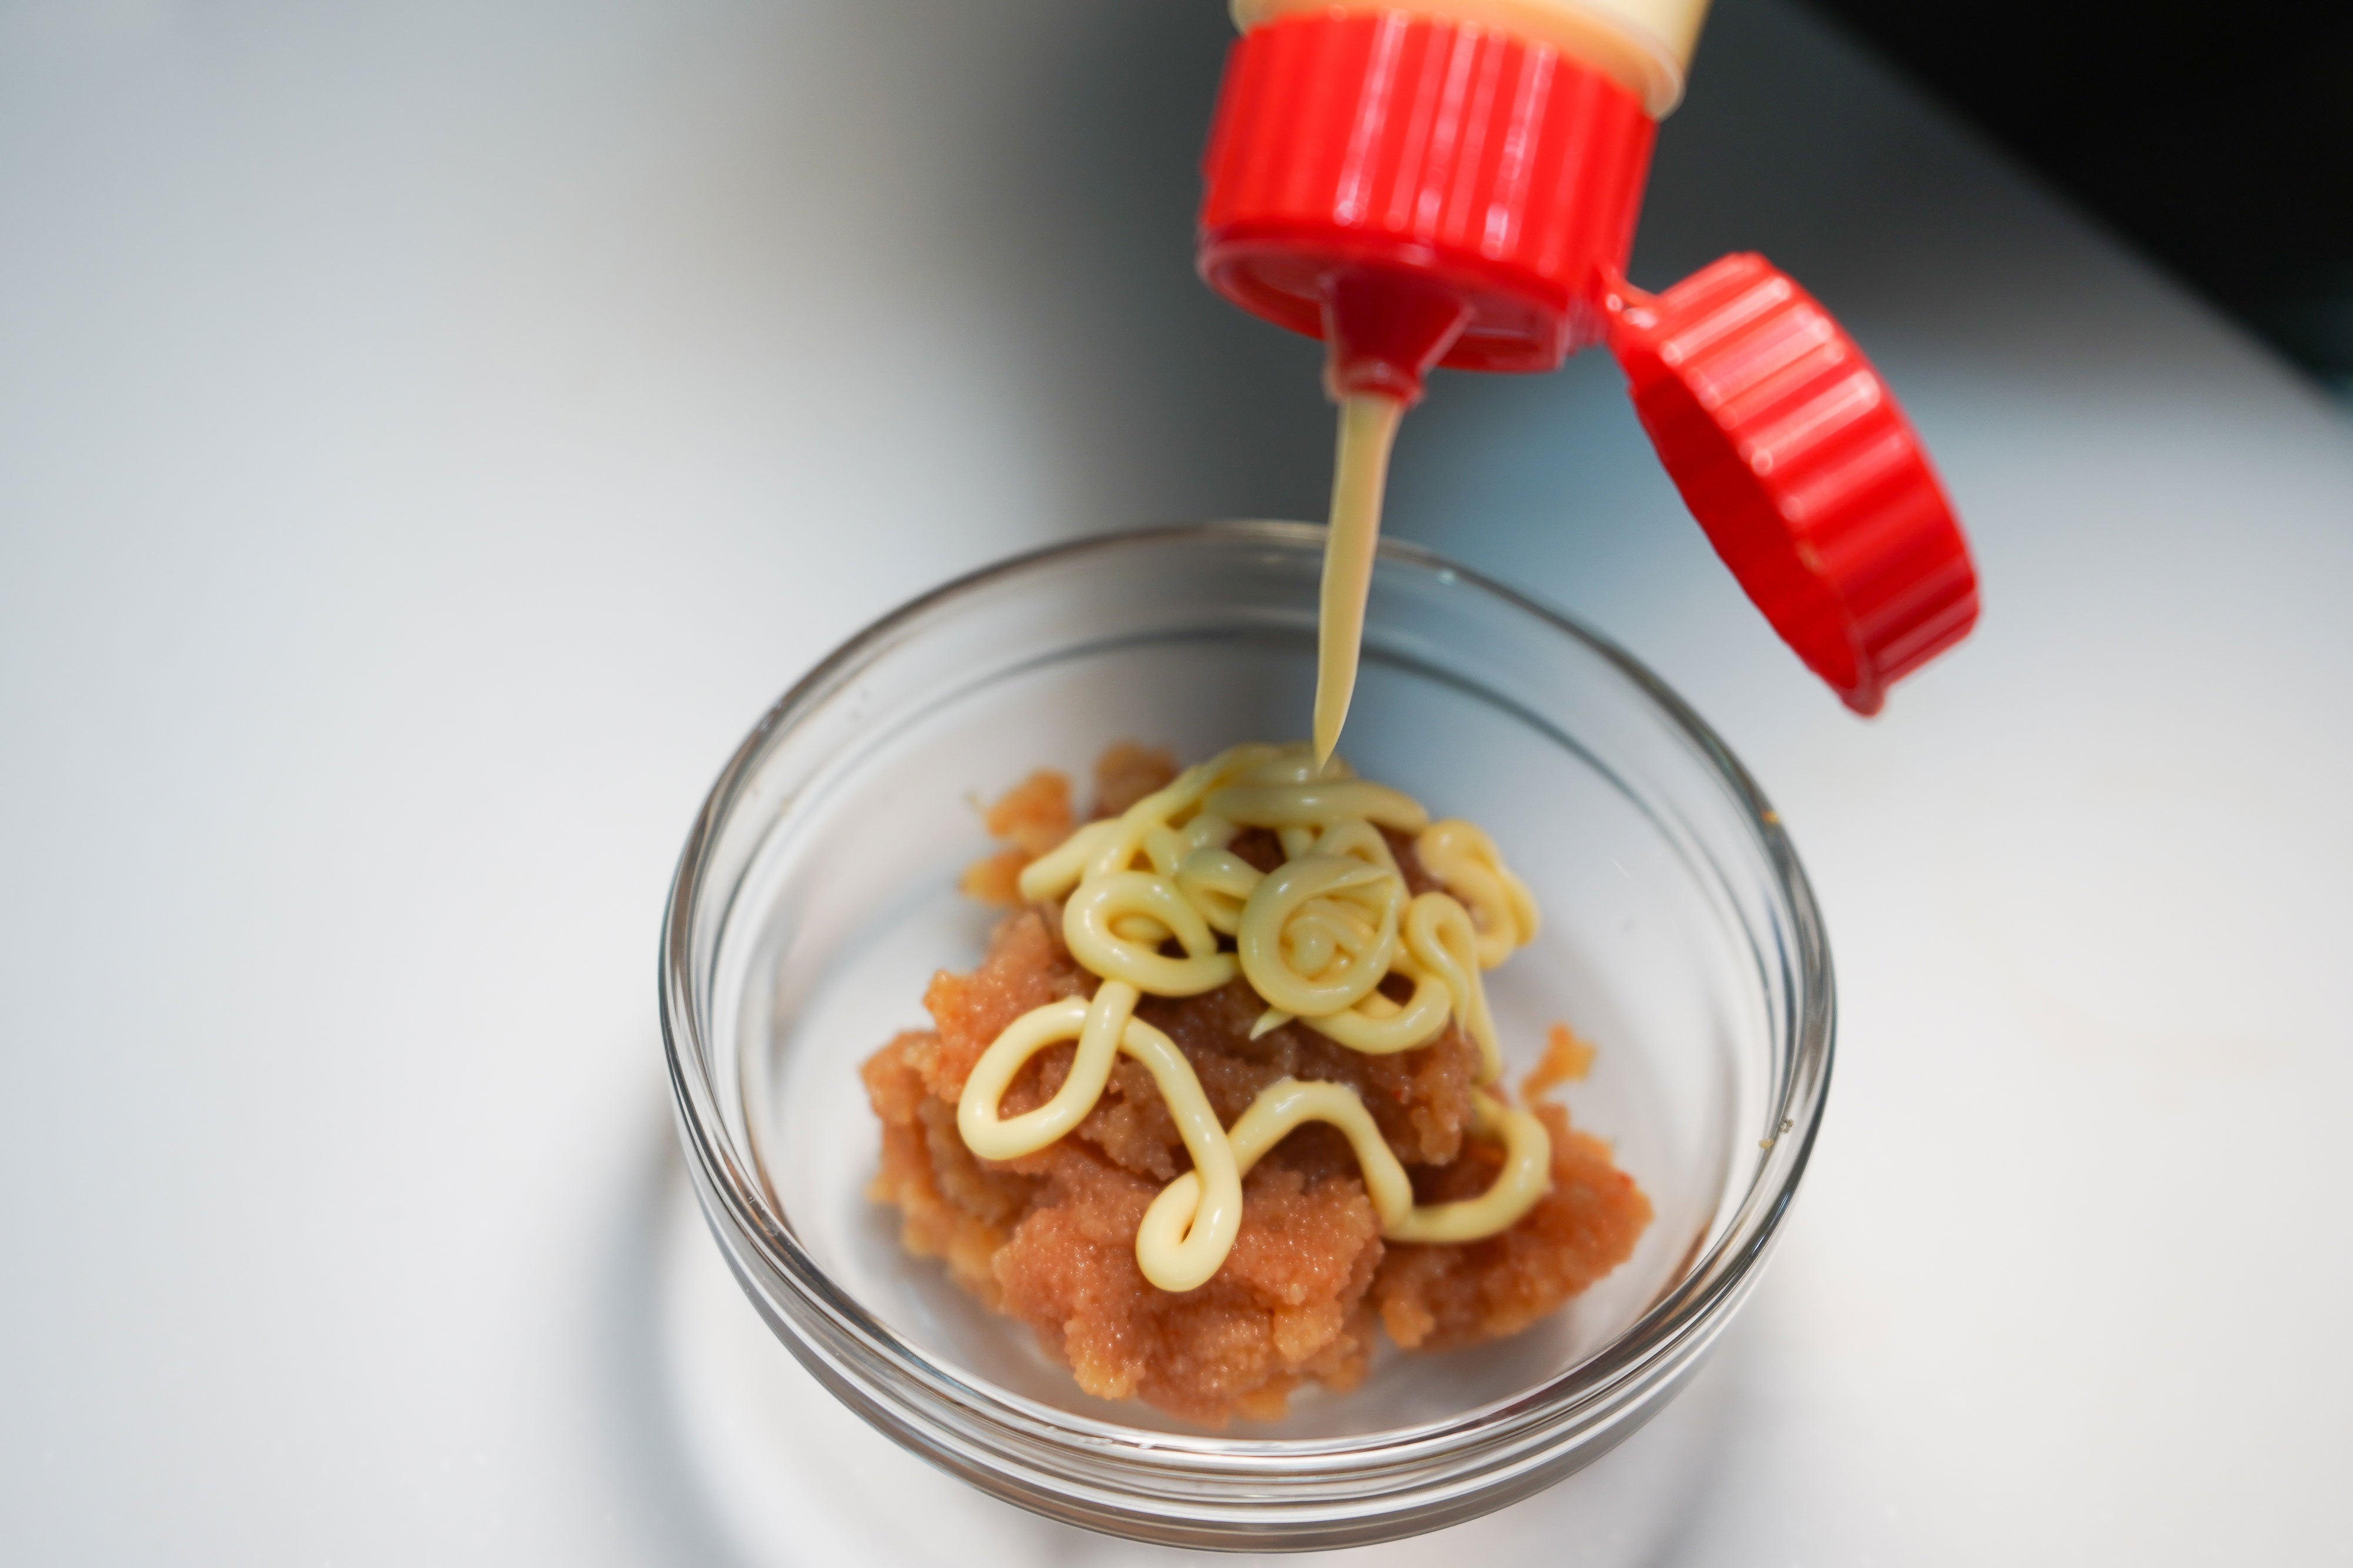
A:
5;0;2349;1562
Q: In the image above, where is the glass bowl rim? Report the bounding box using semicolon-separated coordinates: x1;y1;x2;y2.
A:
659;518;1834;1471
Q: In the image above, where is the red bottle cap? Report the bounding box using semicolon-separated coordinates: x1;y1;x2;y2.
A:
1197;12;1979;712
1199;10;1655;393
1607;256;1979;715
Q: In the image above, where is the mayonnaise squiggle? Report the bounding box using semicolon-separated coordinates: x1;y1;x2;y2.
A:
962;742;1552;1293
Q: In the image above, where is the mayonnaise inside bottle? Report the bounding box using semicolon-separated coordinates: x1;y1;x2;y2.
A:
1233;0;1710;115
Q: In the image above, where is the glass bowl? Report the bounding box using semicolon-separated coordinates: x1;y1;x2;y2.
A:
659;521;1832;1551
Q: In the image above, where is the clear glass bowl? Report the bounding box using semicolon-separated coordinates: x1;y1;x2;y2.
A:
659;521;1833;1551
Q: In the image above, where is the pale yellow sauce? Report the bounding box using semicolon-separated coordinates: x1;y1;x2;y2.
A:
1313;393;1405;770
959;742;1552;1293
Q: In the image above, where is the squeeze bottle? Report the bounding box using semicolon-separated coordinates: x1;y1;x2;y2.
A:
1195;0;1980;730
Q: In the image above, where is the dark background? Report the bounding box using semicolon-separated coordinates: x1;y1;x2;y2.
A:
1804;0;2353;398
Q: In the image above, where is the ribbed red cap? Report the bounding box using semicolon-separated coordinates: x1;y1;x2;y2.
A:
1198;10;1655;382
1609;255;1979;714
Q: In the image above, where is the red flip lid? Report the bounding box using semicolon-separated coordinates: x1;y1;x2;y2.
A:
1609;254;1979;714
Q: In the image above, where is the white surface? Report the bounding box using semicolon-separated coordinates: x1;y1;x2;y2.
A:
4;0;2350;1563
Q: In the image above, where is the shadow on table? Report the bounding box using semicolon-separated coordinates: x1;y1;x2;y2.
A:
598;1106;766;1568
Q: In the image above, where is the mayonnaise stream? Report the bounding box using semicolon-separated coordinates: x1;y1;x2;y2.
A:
957;742;1554;1293
1312;393;1405;770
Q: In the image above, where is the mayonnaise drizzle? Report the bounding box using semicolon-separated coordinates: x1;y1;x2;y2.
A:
965;742;1555;1292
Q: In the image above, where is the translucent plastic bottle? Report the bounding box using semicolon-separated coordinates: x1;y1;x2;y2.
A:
1235;0;1711;115
1198;0;1977;738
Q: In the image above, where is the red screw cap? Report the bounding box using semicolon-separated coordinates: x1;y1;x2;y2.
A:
1609;255;1980;715
1199;11;1656;385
